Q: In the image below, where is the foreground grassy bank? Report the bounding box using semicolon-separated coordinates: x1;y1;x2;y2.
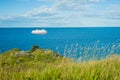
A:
0;46;120;80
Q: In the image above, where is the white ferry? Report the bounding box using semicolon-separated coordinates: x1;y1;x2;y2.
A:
32;29;47;34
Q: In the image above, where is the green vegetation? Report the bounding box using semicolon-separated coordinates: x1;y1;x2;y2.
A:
0;46;120;80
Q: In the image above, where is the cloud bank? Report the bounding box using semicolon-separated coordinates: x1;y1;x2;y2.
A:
0;0;120;27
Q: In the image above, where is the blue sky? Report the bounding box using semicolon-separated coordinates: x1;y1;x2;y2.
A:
0;0;120;27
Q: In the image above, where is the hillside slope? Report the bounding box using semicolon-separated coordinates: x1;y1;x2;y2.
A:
0;46;120;80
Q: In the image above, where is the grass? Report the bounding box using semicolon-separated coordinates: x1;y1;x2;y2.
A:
63;41;120;61
0;45;120;80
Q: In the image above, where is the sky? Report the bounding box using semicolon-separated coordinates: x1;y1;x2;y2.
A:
0;0;120;27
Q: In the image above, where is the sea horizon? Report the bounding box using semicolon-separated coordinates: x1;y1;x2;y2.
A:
0;26;120;28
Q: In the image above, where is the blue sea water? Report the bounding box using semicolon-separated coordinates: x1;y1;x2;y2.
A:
0;27;120;59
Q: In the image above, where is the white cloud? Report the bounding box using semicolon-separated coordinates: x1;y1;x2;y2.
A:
51;0;101;11
0;16;12;20
21;6;56;18
35;0;103;11
83;4;120;20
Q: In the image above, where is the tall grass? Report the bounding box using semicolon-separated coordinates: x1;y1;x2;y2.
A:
0;55;120;80
63;40;120;61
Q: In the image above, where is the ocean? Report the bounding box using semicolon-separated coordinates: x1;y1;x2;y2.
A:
0;27;120;59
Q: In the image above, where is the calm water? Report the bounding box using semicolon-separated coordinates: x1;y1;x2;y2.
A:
0;27;120;57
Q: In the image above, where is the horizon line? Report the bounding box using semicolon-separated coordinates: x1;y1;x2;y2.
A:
0;26;120;28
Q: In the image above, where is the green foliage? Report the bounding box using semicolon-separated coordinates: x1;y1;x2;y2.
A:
0;47;120;80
